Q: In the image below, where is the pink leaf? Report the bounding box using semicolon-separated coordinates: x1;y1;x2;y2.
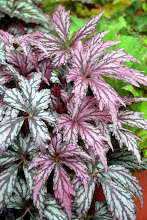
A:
29;154;55;204
51;5;70;43
54;166;75;220
0;30;14;45
70;11;104;46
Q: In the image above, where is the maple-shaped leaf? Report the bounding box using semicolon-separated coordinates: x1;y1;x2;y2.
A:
95;48;147;87
100;177;136;220
107;150;147;170
93;201;113;220
113;127;141;164
84;32;121;63
67;44;125;128
98;165;143;220
29;134;90;219
73;177;95;219
3;73;55;152
57;97;112;170
31;6;104;66
118;110;147;130
0;164;18;209
107;166;143;207
44;195;68;220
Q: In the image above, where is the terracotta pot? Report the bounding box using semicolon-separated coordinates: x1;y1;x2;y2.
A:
89;170;147;219
134;169;147;220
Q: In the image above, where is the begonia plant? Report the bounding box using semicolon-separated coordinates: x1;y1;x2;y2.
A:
0;5;147;220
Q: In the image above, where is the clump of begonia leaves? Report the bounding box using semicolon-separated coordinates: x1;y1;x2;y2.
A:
0;5;147;220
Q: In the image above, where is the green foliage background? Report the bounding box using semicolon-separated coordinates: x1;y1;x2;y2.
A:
42;0;147;156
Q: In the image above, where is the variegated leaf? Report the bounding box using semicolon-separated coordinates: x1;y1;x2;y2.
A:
121;96;147;106
0;68;13;85
114;127;141;164
50;70;61;84
97;121;113;149
29;154;56;204
0;106;19;123
36;110;56;127
39;58;52;85
44;195;68;220
70;11;104;46
88;78;124;129
11;133;38;156
73;178;95;218
0;164;18;208
0;117;24;154
17;74;51;112
67;45;124;128
0;0;51;29
6;49;35;75
35;185;47;220
108;150;147;169
7;178;31;209
95;49;147;87
51;5;70;43
94;201;113;220
85;38;121;63
0;149;19;166
28;117;52;152
4;88;28;112
54;166;76;219
0;30;14;45
57;98;108;170
0;45;6;64
100;178;136;220
23;163;34;194
29;134;91;219
118;110;147;130
32;32;70;66
85;31;109;45
0;84;6;94
105;165;143;208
